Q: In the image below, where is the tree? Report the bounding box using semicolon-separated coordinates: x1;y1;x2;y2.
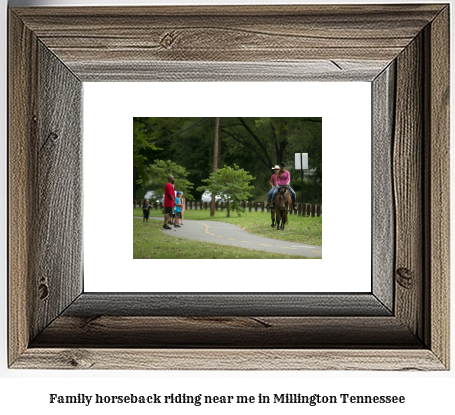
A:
197;164;255;217
133;117;322;201
133;118;161;198
140;159;195;201
137;117;215;199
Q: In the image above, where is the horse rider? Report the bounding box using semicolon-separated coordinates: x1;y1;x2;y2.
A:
266;165;280;207
266;162;298;209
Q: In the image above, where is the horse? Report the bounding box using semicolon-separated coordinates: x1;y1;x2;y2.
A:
271;206;276;228
273;185;292;230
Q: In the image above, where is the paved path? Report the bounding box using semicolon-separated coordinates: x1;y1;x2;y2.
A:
135;216;322;258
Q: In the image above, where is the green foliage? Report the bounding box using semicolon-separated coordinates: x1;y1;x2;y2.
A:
140;117;216;199
197;164;255;217
133;118;161;185
133;117;322;202
145;159;195;201
285;118;322;184
291;179;322;205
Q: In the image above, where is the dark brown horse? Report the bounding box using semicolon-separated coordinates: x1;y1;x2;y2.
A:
273;186;292;230
271;206;276;228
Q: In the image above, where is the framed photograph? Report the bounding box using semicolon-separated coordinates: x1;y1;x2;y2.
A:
9;4;449;370
86;84;370;292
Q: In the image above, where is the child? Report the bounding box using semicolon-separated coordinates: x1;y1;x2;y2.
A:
174;191;183;228
142;199;153;223
180;192;185;225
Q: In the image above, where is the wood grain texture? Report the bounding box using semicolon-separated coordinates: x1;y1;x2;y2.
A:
9;12;84;366
393;34;424;340
372;63;395;312
70;60;388;82
13;349;445;371
8;4;450;370
32;42;84;339
31;316;421;348
64;293;391;317
425;6;450;369
8;11;38;366
11;5;444;80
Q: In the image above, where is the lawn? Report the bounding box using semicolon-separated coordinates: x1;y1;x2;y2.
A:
134;207;322;246
133;218;311;259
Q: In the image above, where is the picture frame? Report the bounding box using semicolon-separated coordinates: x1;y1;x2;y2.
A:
8;4;449;370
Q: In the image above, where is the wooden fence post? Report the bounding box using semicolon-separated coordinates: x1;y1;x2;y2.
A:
204;201;207;210
317;205;321;217
261;202;264;212
311;204;316;217
220;201;224;212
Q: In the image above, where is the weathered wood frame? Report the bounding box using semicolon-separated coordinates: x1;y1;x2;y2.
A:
8;5;449;370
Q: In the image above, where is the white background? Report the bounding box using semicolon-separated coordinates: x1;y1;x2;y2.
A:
1;0;454;414
84;82;371;292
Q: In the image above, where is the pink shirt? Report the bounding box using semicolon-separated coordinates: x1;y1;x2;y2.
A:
277;170;290;186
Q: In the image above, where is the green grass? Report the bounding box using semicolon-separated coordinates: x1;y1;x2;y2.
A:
133;218;311;259
134;207;322;246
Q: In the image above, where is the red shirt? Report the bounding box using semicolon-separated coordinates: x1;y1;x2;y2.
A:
164;183;175;207
270;173;278;186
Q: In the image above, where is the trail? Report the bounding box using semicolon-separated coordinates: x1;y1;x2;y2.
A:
136;217;322;258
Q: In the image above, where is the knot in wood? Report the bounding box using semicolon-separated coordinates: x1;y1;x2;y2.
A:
396;267;414;289
60;350;94;369
160;31;180;49
38;282;49;300
49;132;59;142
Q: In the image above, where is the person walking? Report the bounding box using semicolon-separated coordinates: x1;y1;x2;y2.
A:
163;175;178;230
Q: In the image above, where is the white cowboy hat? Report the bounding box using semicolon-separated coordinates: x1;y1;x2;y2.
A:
271;165;280;169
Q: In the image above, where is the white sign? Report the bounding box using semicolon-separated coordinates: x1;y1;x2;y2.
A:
295;153;309;170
